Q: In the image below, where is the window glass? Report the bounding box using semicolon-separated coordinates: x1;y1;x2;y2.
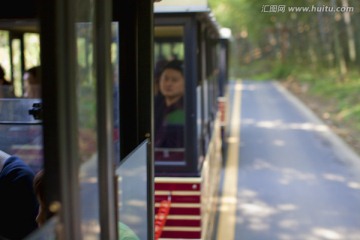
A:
0;98;43;173
11;39;23;97
196;85;204;166
24;33;40;70
206;39;214;121
154;26;186;165
112;23;120;165
75;1;99;237
0;26;43;170
0;31;13;99
0;30;11;81
117;142;148;240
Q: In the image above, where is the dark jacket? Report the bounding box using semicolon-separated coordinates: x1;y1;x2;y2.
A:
0;156;38;240
154;95;185;148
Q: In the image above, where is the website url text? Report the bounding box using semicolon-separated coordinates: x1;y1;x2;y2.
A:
261;5;354;13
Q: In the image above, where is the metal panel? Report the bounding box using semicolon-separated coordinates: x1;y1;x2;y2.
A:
115;1;154;239
95;0;117;239
39;0;81;238
117;1;138;158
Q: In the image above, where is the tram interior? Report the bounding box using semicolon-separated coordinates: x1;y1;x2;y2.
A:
0;25;43;174
0;19;149;239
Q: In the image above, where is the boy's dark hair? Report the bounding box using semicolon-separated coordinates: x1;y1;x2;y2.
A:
0;65;12;85
160;60;184;76
0;65;5;79
26;66;41;84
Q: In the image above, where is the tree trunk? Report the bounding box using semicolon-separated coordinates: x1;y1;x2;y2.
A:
331;0;347;81
341;0;356;63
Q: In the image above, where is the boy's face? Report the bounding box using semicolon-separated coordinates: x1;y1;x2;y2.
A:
159;68;184;100
23;73;40;98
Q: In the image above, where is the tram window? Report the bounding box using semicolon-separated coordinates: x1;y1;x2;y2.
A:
0;26;43;173
0;99;43;173
206;39;214;120
154;26;184;92
22;33;41;98
24;33;40;70
212;42;220;104
75;20;121;239
112;22;120;164
205;39;219;121
154;25;186;164
196;85;204;163
0;29;41;97
12;39;23;97
0;30;11;89
76;20;100;239
154;26;184;60
199;32;222;156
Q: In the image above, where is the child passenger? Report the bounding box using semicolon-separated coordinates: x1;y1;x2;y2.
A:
23;66;41;98
0;150;38;239
0;65;14;98
154;60;185;148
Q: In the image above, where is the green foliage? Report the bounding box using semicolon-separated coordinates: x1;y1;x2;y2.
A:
209;0;360;130
209;0;314;40
272;62;293;79
297;68;360;126
78;84;97;130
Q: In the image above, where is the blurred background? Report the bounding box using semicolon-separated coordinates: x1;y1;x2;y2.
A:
209;0;360;153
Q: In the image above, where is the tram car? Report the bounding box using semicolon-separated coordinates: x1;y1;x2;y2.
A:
1;0;155;239
0;0;230;239
153;1;231;239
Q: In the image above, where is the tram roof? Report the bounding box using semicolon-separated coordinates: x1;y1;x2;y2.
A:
154;0;223;38
154;0;210;13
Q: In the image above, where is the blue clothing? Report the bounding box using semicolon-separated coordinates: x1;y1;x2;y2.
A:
0;156;38;240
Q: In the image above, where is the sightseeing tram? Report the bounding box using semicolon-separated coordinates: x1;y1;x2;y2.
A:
153;1;231;239
1;0;154;239
0;0;230;239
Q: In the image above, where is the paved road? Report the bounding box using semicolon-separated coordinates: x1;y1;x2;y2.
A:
217;80;360;240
